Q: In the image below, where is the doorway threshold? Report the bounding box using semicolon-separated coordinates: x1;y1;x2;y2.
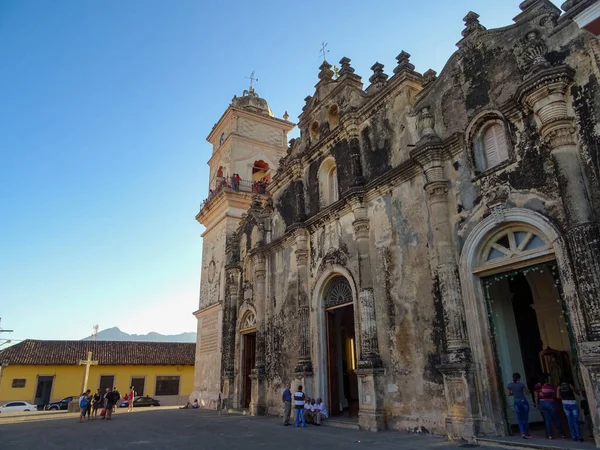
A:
477;436;595;450
326;417;359;430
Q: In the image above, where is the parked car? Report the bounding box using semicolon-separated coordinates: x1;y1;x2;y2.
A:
44;396;74;410
119;396;160;408
0;401;38;412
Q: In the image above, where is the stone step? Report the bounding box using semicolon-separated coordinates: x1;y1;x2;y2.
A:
477;437;593;450
325;418;360;430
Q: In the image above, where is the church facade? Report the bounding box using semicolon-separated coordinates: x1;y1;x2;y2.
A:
192;0;600;443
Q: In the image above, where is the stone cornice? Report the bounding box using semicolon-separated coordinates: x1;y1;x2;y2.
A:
272;78;423;195
207;106;295;144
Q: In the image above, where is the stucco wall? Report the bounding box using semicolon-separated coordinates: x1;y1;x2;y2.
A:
0;364;194;406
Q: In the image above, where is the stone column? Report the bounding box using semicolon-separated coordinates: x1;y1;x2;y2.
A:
518;66;600;445
350;199;386;431
293;228;314;394
346;121;365;188
518;66;600;339
411;107;476;441
221;265;240;411
250;253;267;416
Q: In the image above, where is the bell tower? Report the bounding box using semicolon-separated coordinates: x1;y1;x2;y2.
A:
191;86;294;407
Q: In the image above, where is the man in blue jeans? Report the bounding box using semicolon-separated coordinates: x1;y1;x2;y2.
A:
294;385;306;427
282;384;292;426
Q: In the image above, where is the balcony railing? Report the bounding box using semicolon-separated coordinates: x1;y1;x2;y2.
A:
200;176;269;211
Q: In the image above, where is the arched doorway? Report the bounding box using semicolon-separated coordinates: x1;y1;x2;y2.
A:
239;310;256;409
460;212;582;437
324;276;359;418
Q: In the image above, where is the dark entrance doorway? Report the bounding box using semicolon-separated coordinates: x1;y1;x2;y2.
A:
241;332;256;409
34;376;53;407
99;375;115;393
326;299;358;418
484;261;578;435
131;377;145;397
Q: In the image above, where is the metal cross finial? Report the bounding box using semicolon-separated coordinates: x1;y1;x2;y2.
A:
320;42;329;62
246;70;258;88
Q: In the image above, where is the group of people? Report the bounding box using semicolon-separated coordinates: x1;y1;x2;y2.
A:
507;372;590;442
281;385;328;427
78;386;136;422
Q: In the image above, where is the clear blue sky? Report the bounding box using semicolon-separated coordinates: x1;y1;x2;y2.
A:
0;1;562;343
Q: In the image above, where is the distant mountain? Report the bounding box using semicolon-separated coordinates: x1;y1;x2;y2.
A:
82;327;196;343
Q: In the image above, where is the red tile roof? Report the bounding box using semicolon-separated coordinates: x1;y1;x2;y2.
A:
0;340;196;366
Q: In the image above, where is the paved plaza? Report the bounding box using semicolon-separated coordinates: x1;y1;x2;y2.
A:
0;408;474;450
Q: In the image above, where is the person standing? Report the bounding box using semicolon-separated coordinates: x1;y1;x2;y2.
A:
85;390;93;420
128;386;135;412
104;388;118;421
282;385;292;426
91;389;101;419
78;389;91;423
535;374;566;440
506;373;532;439
557;379;584;442
294;385;306;428
112;387;121;413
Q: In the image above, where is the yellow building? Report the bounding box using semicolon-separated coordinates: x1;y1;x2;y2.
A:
0;340;195;407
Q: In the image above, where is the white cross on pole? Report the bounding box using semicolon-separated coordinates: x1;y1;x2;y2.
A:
79;351;98;393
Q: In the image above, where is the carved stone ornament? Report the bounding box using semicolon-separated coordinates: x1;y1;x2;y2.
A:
417;106;436;138
461;11;486;39
422;69;437;87
514;30;550;78
369;62;388;84
339;57;355;75
393;51;415;74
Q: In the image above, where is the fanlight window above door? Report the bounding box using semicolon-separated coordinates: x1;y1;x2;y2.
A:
324;277;353;309
477;227;553;272
240;311;256;332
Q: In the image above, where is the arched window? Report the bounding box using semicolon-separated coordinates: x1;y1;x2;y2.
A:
328;166;339;203
468;115;511;173
318;158;338;207
482;123;509;169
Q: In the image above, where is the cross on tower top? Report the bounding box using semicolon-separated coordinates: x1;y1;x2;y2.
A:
320;42;329;62
246;70;258;88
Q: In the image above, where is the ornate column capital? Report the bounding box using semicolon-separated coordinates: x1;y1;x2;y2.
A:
424;180;449;199
516;65;577;148
352;218;370;241
295;248;308;266
410;140;447;183
252;253;266;281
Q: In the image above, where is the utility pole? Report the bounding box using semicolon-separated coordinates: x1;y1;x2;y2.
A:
0;318;13;334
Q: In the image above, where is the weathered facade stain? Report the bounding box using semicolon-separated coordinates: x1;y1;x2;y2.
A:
193;1;600;445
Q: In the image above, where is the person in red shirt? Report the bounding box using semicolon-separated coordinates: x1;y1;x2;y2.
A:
128;386;135;412
534;375;566;440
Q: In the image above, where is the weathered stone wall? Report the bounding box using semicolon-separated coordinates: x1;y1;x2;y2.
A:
215;0;600;441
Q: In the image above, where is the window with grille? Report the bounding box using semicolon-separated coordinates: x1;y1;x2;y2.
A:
12;379;26;388
155;376;180;396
